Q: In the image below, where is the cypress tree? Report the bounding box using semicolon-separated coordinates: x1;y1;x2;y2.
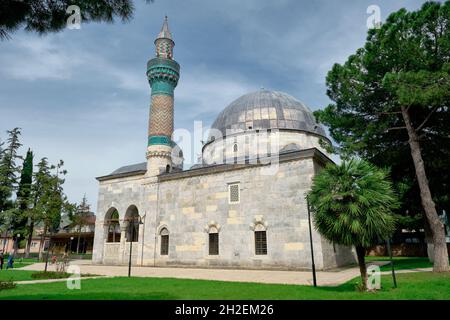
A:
12;148;33;253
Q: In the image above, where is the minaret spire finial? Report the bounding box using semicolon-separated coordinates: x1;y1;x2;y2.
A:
156;15;173;42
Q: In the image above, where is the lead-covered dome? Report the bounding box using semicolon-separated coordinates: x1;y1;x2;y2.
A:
208;90;326;140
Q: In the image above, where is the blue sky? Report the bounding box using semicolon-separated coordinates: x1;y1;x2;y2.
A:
0;0;427;211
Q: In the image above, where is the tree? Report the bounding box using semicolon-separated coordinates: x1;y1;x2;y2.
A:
315;1;450;272
10;148;33;255
33;158;73;259
0;0;153;40
31;158;52;259
0;128;22;213
70;195;91;254
308;159;398;291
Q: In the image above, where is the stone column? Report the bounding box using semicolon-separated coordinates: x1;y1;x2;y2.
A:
92;220;108;264
119;223;127;264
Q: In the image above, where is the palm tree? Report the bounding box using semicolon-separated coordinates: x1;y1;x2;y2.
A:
308;159;398;290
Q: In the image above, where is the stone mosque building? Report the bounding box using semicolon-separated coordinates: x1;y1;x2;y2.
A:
92;18;355;270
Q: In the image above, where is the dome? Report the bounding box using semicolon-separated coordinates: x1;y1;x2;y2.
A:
208;90;326;141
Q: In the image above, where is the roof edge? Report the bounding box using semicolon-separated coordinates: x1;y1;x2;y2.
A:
96;169;147;182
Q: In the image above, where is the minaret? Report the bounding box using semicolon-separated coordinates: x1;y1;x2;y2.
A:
146;16;180;176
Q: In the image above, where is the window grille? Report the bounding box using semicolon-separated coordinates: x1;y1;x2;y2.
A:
255;231;267;255
161;235;169;255
209;233;219;255
229;183;240;203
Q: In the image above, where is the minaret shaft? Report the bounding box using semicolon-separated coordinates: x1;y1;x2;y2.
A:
146;17;180;176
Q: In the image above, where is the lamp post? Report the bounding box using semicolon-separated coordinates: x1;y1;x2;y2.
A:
128;216;143;277
69;236;74;254
306;195;317;287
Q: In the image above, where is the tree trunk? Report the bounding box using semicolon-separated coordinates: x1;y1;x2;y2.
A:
423;219;434;262
38;224;47;261
401;105;449;272
1;230;8;253
12;237;19;257
24;220;34;258
355;246;368;291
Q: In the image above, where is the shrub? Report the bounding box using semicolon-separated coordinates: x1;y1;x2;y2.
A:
0;280;16;291
31;271;71;279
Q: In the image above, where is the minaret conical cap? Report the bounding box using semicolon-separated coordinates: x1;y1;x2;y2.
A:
156;16;173;41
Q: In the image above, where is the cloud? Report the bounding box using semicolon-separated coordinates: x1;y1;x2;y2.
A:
176;66;254;121
0;0;427;212
0;34;147;93
0;37;82;81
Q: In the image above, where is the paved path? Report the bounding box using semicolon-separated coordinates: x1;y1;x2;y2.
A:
19;261;432;287
21;262;361;286
16;276;111;285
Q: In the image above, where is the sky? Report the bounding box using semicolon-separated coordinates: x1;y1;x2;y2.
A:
0;0;427;212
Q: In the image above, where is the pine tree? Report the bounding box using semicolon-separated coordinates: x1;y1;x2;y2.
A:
315;1;450;272
31;158;52;259
0;128;22;213
33;159;74;260
0;128;22;250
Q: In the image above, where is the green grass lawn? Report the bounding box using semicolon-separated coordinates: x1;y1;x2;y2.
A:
0;272;448;300
3;258;41;269
0;270;37;281
365;256;440;271
0;270;96;282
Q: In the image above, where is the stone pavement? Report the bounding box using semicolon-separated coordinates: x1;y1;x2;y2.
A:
16;276;111;285
20;261;361;286
16;260;432;287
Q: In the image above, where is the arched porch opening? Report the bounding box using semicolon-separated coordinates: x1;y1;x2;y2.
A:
105;207;121;243
125;205;140;242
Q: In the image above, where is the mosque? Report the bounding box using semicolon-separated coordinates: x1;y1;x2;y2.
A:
92;18;355;270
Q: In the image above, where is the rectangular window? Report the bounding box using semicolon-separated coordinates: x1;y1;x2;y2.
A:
160;235;169;255
228;183;240;204
209;233;219;255
255;231;267;255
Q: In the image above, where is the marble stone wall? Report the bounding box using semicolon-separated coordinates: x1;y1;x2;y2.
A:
93;151;356;270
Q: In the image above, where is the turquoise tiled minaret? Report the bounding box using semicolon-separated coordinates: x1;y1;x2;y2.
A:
146;16;180;176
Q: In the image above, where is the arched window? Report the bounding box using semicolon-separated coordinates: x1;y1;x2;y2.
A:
208;226;219;255
125;205;140;242
105;208;121;243
254;224;267;255
233;143;238;153
160;227;169;255
165;165;171;173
